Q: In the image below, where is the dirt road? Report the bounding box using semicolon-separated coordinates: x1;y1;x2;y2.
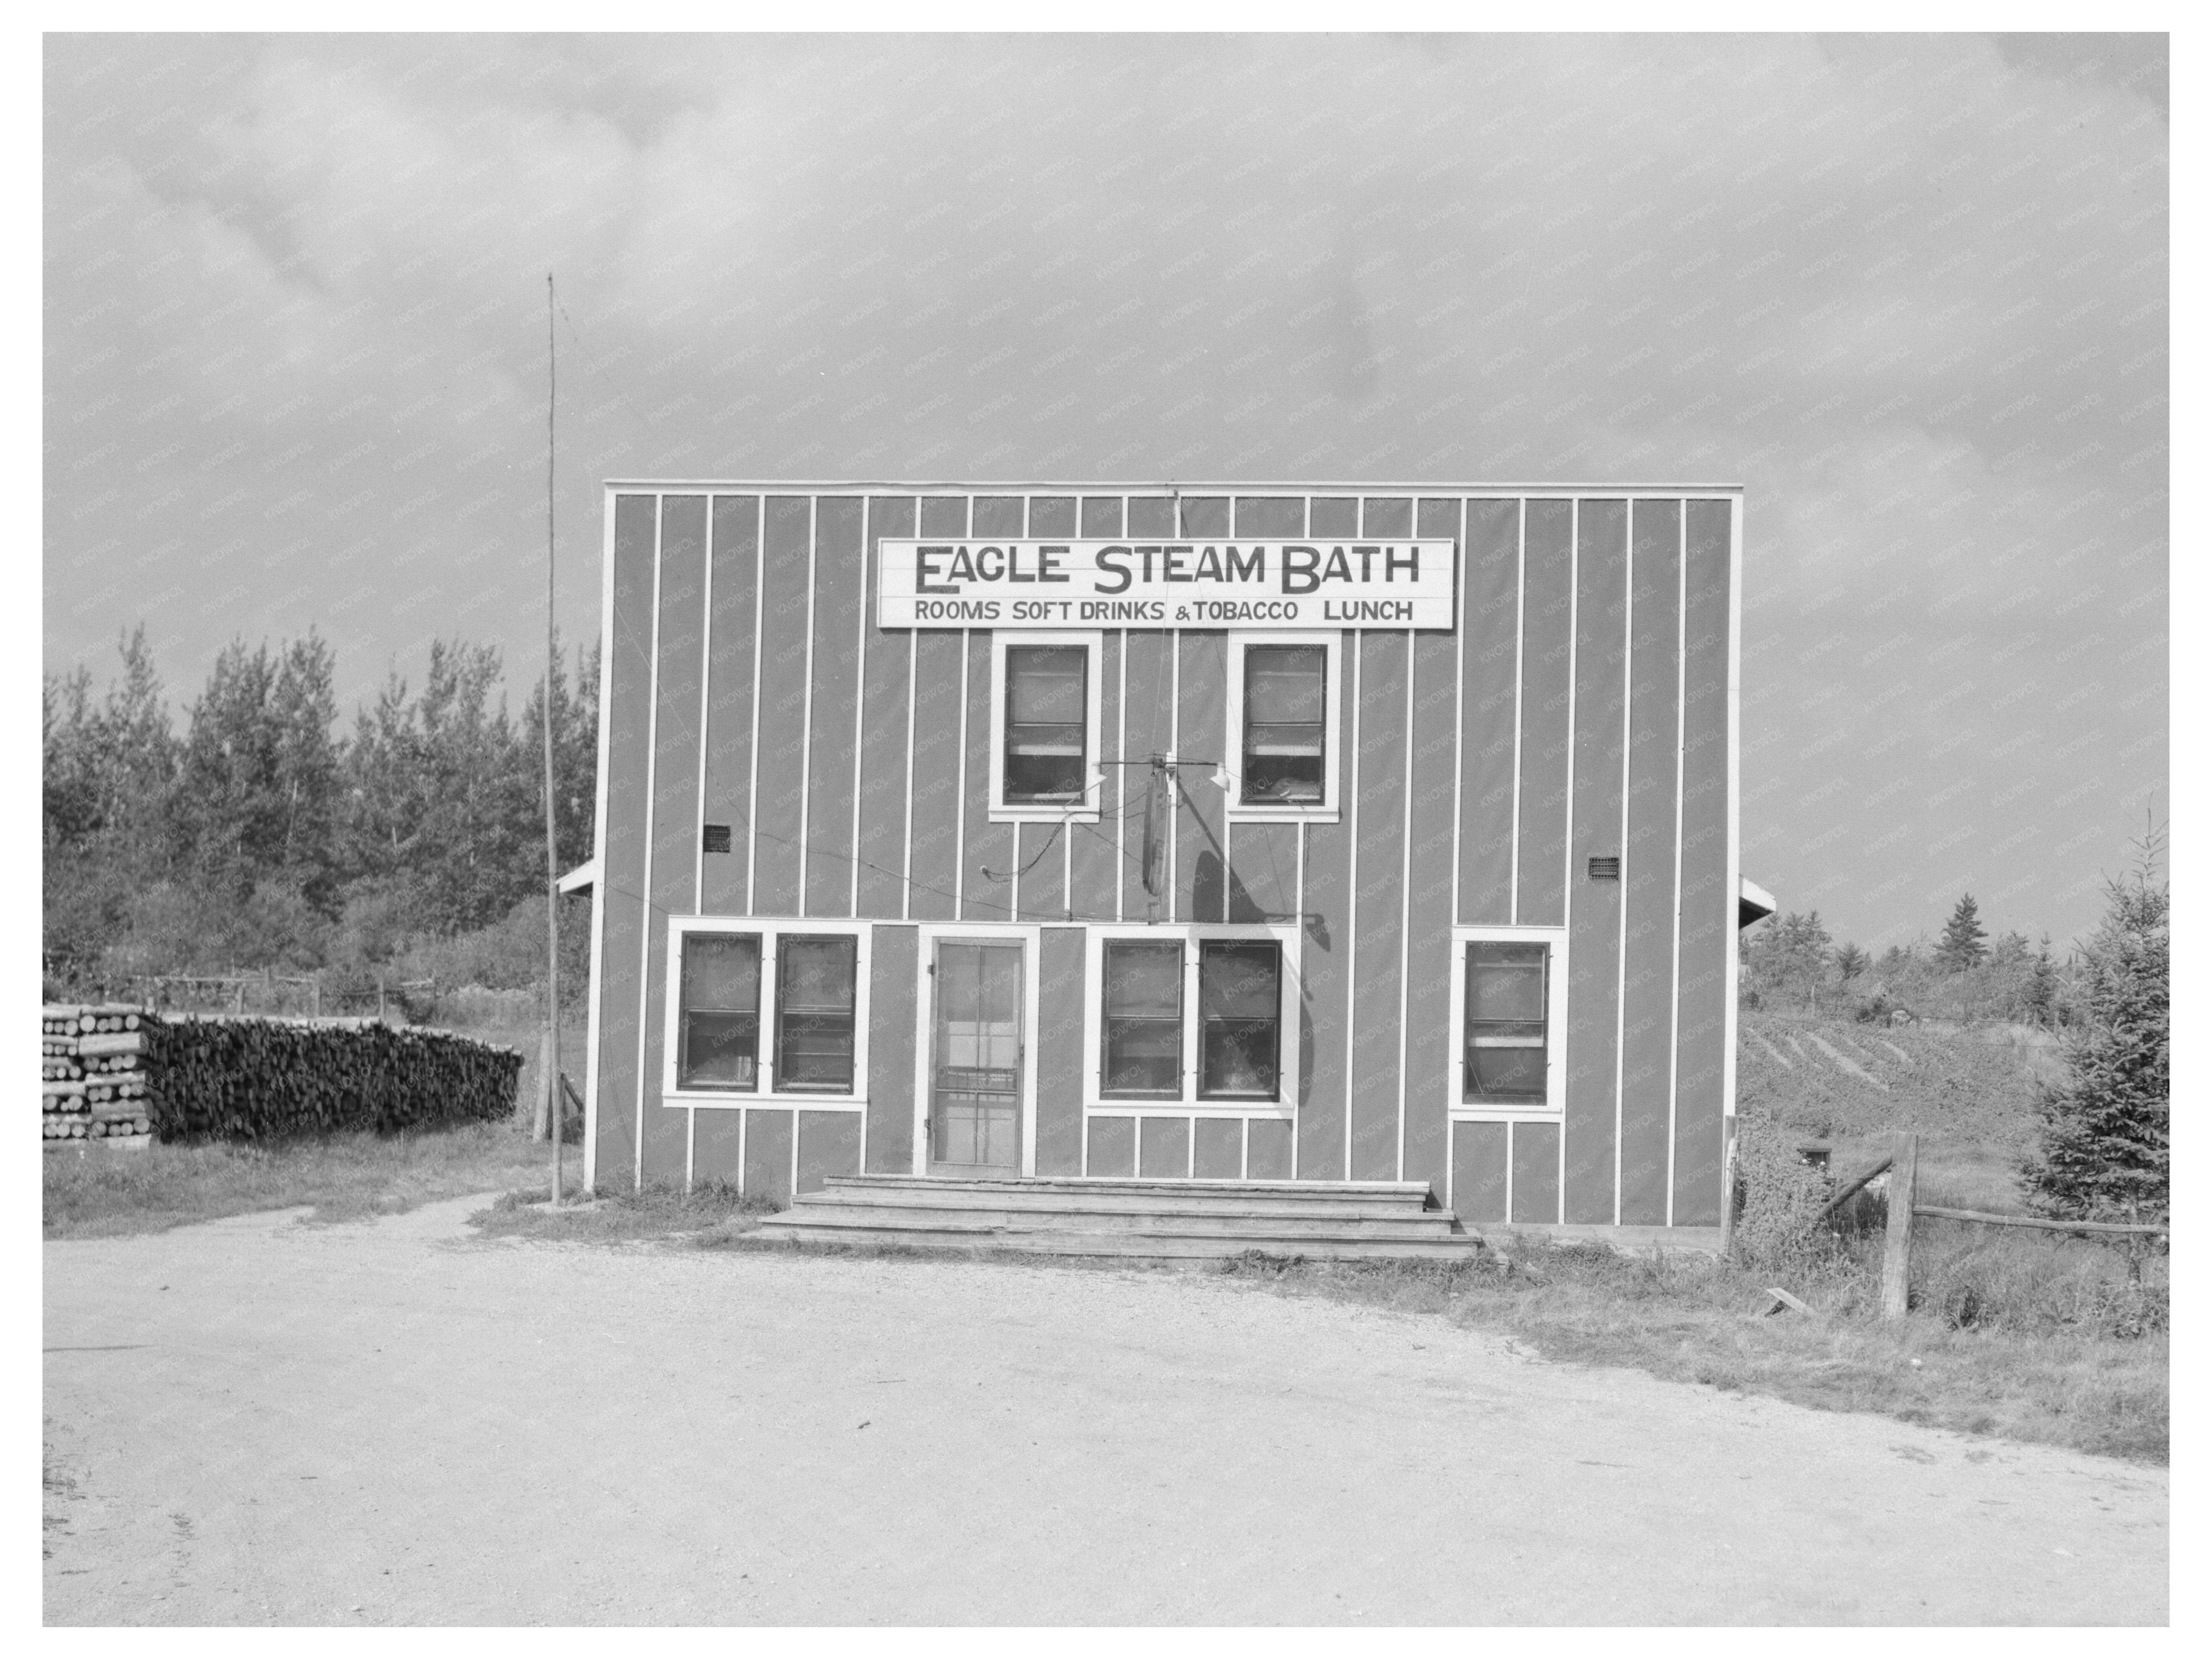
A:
44;1196;2167;1624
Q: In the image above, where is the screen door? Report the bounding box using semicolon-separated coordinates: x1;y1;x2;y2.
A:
930;941;1025;1173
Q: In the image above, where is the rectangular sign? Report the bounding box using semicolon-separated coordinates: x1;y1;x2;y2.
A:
876;539;1457;629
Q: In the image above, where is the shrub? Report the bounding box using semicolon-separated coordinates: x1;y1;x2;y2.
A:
2022;861;2169;1223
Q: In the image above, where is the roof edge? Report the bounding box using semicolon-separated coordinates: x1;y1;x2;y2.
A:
598;478;1748;494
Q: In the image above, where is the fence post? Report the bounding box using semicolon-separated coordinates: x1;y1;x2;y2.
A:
1718;1114;1738;1254
1881;1131;1919;1319
531;1026;553;1140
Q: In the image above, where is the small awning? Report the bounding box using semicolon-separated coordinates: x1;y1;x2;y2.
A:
1738;876;1776;929
557;859;598;897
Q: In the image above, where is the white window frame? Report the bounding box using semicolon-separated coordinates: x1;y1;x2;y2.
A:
1447;924;1568;1119
1082;923;1301;1117
988;629;1104;823
1224;631;1343;824
662;916;869;1110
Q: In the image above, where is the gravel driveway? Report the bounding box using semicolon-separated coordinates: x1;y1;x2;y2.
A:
44;1195;2167;1625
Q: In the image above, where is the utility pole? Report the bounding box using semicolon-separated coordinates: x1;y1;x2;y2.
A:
544;272;563;1207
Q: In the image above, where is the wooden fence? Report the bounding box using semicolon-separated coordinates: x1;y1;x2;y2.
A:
1824;1132;2171;1318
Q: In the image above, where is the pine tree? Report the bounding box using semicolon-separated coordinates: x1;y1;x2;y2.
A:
1834;942;1871;982
2021;859;2168;1220
1936;892;1988;969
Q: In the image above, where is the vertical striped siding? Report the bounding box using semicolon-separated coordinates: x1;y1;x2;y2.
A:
742;1108;794;1207
855;498;916;917
1515;500;1575;930
805;497;865;917
1402;501;1458;1197
1453;1119;1510;1224
1673;499;1735;1224
594;484;1738;1227
1458;499;1520;922
1295;664;1355;1182
751;498;812;916
589;493;656;1191
957;629;994;919
1225;821;1296;921
1348;626;1407;1182
797;1111;862;1195
865;924;919;1173
1176;631;1228;921
1035;927;1086;1175
1562;499;1628;1224
907;630;963;921
639;496;707;1184
1619;500;1685;1224
701;497;759;916
692;1107;742;1187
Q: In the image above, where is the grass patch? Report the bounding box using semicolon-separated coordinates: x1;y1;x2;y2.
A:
470;1180;774;1245
1210;1236;2166;1464
43;1120;565;1240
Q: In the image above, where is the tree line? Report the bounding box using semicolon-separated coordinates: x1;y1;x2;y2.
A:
42;626;598;1007
1741;891;2066;1026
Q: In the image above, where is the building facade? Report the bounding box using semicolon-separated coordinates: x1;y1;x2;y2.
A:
580;483;1742;1229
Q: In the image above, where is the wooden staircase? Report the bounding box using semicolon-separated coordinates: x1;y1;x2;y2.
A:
751;1174;1480;1260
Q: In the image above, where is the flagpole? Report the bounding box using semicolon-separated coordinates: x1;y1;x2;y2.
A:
544;272;563;1207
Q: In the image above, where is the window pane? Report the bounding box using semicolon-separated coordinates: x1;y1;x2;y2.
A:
781;937;857;1008
1103;1019;1182;1096
1246;646;1325;722
679;934;760;1090
1008;647;1085;724
1463;941;1549;1104
1467;1045;1547;1101
1198;942;1279;1098
1103;942;1182;1018
682;933;760;1012
1005;648;1086;804
1468;943;1546;1023
1199;942;1278;1019
778;936;857;1093
1200;1020;1277;1098
1243;647;1326;805
681;1012;759;1089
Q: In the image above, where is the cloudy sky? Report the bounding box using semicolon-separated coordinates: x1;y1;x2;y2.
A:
43;32;2167;952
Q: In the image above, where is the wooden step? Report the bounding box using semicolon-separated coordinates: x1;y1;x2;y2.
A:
749;1217;1482;1261
806;1183;1434;1221
823;1185;1442;1221
770;1199;1464;1239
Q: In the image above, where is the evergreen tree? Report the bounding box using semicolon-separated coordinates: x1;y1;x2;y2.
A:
1936;892;1989;969
2021;861;2168;1220
2022;934;2060;1029
1834;942;1871;982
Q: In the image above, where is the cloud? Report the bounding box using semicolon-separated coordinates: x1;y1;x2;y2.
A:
43;32;2167;948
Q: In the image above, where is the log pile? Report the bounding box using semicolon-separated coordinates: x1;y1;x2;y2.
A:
42;1005;155;1144
41;1005;524;1145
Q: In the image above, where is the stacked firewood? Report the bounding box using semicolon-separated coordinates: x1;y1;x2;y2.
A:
41;1005;156;1144
41;1005;523;1146
150;1015;523;1140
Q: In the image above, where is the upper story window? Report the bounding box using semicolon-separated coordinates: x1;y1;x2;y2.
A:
1241;645;1326;803
989;631;1103;822
1225;633;1342;823
1004;646;1087;803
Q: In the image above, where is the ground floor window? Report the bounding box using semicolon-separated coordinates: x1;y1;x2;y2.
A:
1088;925;1298;1108
1449;925;1567;1114
664;919;869;1103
